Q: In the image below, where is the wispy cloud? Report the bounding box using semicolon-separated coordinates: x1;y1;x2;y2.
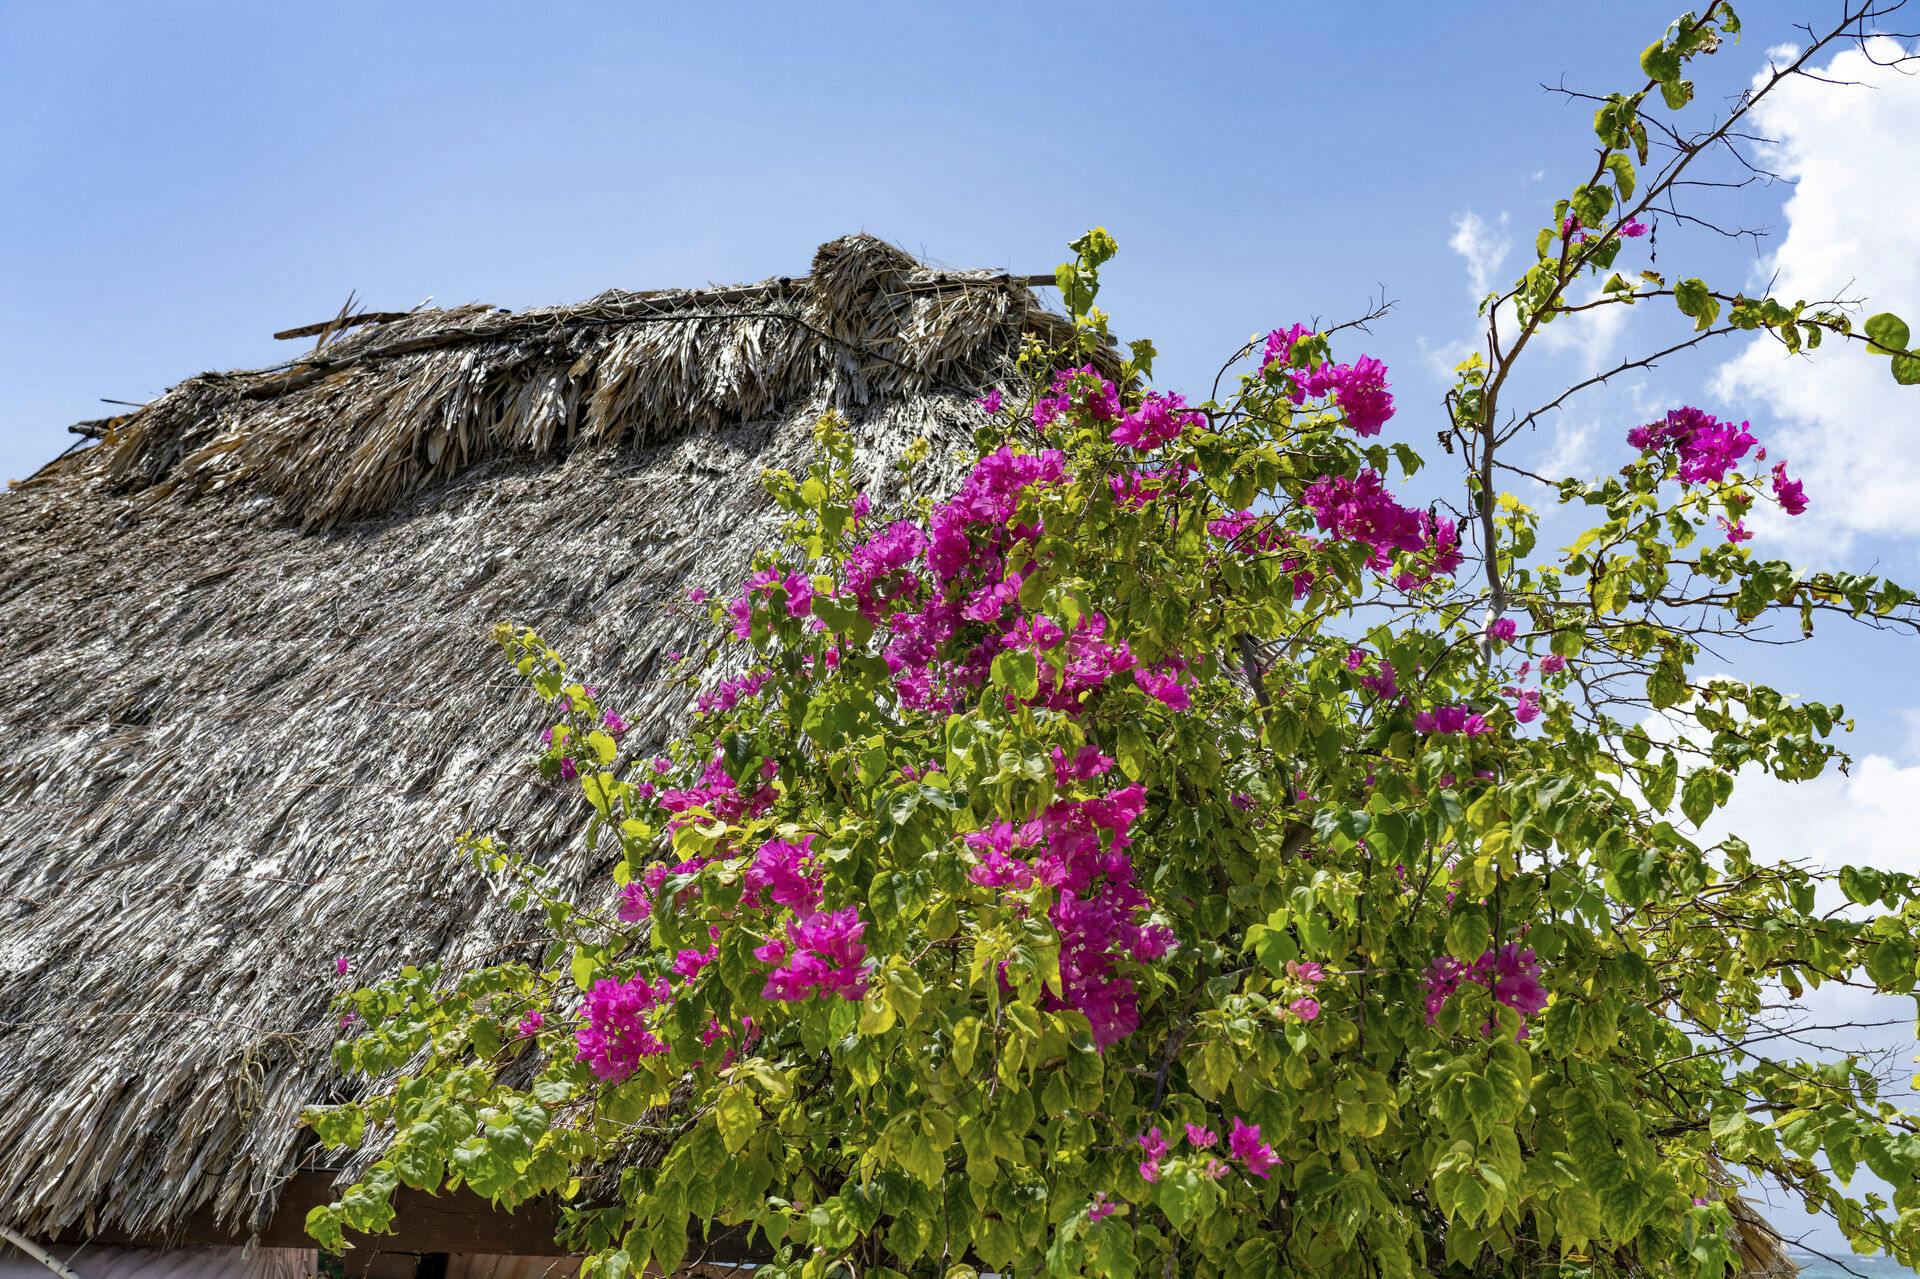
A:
1714;36;1920;559
1448;211;1511;300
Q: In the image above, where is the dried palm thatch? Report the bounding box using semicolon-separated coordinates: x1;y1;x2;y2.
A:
1726;1190;1798;1279
0;234;1084;1245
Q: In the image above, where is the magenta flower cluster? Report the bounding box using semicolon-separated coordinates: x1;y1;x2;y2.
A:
1627;406;1757;485
1108;391;1205;450
1032;365;1121;431
728;568;813;639
1564;215;1648;241
839;441;1183;719
615;855;710;923
576;972;674;1081
963;773;1171;1048
743;835;821;912
1206;511;1320;600
1423;943;1549;1039
756;907;869;1002
1108;465;1188;509
1414;705;1490;737
698;669;772;717
658;755;774;829
1626;406;1810;535
1257;324;1396;436
1300;469;1462;587
1137;1116;1277;1183
737;834;871;1002
843;521;929;622
1772;461;1807;515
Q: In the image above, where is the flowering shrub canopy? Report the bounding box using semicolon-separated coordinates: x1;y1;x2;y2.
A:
306;10;1920;1278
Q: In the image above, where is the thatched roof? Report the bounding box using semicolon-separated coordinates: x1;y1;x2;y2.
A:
0;234;1075;1244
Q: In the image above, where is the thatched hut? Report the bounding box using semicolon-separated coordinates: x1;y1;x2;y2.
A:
0;234;1068;1278
0;232;1801;1279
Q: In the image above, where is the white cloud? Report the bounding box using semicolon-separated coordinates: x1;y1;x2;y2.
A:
1714;36;1920;554
1702;751;1920;1116
1534;281;1631;376
1536;417;1598;479
1448;211;1511;299
1635;693;1920;880
1703;753;1920;880
1442;213;1628;391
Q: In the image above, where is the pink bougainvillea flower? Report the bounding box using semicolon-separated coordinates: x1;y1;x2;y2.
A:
760;906;869;1002
615;880;651;923
1772;462;1808;515
673;945;718;982
1414;705;1490;736
744;835;821;912
1424;943;1549;1040
1136;1126;1169;1182
1228;1117;1279;1178
575;972;673;1082
1109;391;1203;451
1627;407;1757;485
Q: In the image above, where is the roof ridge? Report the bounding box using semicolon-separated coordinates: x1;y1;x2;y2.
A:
24;235;1096;527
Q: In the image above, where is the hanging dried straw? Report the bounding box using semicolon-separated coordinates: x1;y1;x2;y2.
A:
0;234;1086;1244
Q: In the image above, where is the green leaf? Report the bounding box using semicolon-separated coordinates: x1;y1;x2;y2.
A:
1604;153;1637;201
1246;922;1299;976
1680;769;1718;827
951;1017;981;1077
1446;909;1491;962
714;1086;759;1155
1114;721;1149;781
1864;311;1909;355
1640;40;1682;83
305;1204;347;1253
990;649;1040;701
1570;184;1614;228
571;947;599;992
1674;278;1720;331
1839;864;1887;905
1128;337;1159;379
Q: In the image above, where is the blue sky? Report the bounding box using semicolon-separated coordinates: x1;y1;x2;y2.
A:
4;2;1918;1254
6;5;1914;741
0;0;1758;479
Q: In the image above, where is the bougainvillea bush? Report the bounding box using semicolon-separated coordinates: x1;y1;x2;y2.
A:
306;7;1920;1277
